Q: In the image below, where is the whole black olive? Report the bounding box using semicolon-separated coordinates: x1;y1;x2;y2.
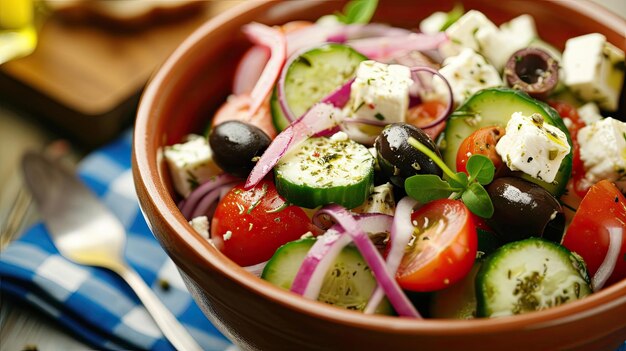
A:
209;120;271;178
486;177;565;243
375;123;442;188
504;47;559;100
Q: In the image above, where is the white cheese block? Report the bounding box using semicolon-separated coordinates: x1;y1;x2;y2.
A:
578;117;626;186
419;11;448;35
164;135;222;197
430;48;502;106
475;14;538;71
348;60;412;123
496;112;571;183
189;216;210;239
577;102;604;126
562;33;625;112
439;10;498;58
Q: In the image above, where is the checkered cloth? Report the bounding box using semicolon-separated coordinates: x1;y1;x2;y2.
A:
0;130;233;351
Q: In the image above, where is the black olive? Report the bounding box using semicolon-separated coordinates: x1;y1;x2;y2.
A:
209;120;271;178
485;177;565;243
375;123;442;188
504;47;559;100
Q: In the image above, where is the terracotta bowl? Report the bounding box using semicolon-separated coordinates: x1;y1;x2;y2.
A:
133;1;626;350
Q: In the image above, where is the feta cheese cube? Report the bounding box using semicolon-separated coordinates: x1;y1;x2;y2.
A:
189;216;210;239
578;117;626;185
439;10;498;58
348;60;412;123
496;112;571;183
419;11;448;35
164;135;222;197
475;15;538;71
562;33;625;111
577;102;603;126
430;48;502;106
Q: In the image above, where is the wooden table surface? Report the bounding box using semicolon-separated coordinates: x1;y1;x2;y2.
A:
0;1;624;350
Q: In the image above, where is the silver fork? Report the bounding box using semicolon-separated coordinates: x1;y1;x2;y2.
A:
21;152;203;351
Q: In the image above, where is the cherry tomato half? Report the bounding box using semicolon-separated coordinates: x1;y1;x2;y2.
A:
395;199;477;292
211;179;316;266
406;100;447;140
562;180;626;288
549;101;587;198
455;126;505;175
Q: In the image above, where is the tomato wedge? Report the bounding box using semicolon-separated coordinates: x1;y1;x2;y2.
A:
549;101;587;198
395;199;477;292
562;180;626;288
455;126;505;176
211;179;317;266
406;100;447;140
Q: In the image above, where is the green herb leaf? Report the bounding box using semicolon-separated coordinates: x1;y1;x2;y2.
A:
336;0;378;24
405;174;459;203
466;154;495;185
440;3;464;31
448;172;469;188
461;182;494;218
405;136;495;219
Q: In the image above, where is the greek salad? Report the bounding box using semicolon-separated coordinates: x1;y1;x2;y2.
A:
164;1;626;319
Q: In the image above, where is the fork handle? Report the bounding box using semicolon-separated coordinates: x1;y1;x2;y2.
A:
117;264;203;351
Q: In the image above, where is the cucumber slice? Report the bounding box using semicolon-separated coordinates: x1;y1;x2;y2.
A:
262;238;394;314
475;238;591;318
271;44;367;131
439;88;572;196
274;136;375;209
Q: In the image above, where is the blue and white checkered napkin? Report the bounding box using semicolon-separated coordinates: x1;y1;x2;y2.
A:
0;130;233;351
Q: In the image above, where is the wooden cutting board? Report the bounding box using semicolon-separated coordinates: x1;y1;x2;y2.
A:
0;1;242;149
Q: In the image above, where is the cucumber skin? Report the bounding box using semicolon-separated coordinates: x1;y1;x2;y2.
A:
275;170;374;209
439;88;573;196
262;238;394;315
274;137;375;209
475;238;591;318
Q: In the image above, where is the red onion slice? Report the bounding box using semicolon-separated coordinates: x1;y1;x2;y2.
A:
292;214;393;298
327;24;413;43
313;204;421;318
364;197;417;314
245;103;344;189
292;228;349;298
348;32;447;60
592;226;623;291
179;174;239;219
191;183;237;219
244;260;269;277
242;23;287;117
233;46;271;95
285;24;340;55
409;66;454;129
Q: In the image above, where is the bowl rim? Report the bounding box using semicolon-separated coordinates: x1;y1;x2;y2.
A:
134;0;626;336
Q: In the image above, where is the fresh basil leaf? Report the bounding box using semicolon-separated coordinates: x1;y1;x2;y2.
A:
337;0;378;24
466;154;495;185
448;172;469;188
461;182;494;218
405;174;457;203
